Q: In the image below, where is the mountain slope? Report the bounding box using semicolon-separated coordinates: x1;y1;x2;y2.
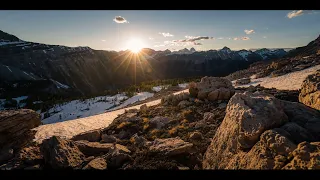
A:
286;35;320;57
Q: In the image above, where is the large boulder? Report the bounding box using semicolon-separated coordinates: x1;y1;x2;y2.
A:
203;91;320;169
149;137;193;156
161;92;189;106
189;76;235;101
40;136;85;169
0;109;41;164
299;70;320;110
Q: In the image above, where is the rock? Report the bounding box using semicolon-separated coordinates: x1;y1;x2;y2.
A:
24;164;41;170
189;132;203;141
105;149;133;169
101;134;117;143
130;134;147;147
124;108;138;113
283;142;320;169
149;137;193;156
235;78;251;86
71;129;102;142
149;116;170;129
194;120;206;129
83;157;107;170
299;71;320;110
203;91;320;169
189;76;235;101
74;140;130;157
203;92;289;169
161;93;190;106
178;100;192;109
0;109;41;164
178;166;190;170
140;104;148;113
203;112;215;122
281;122;316;144
40;136;85;169
116;130;129;139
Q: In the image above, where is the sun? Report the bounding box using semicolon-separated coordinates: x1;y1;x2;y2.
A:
126;38;145;53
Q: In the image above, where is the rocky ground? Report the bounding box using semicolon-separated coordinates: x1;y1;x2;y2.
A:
2;75;319;170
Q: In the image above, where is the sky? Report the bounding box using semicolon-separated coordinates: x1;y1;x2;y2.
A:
0;10;320;51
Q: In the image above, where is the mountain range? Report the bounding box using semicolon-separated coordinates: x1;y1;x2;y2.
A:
1;30;318;99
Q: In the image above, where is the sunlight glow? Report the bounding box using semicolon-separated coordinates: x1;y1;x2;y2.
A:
126;38;145;53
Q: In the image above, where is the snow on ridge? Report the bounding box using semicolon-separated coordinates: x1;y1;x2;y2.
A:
50;79;70;89
5;66;12;73
178;83;189;89
234;64;320;90
23;71;36;80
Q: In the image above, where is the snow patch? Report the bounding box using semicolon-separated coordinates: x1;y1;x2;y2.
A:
33;89;189;143
6;66;12;73
50;79;70;89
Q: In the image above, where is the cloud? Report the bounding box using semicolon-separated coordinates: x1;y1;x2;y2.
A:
217;37;224;40
113;16;128;23
287;10;304;19
159;32;174;37
244;29;255;34
233;37;250;41
154;44;165;48
149;37;154;40
242;37;250;40
263;36;267;39
193;42;202;45
181;36;210;42
162;35;214;46
101;40;106;42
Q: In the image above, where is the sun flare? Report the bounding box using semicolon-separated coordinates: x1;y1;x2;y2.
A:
126;38;145;53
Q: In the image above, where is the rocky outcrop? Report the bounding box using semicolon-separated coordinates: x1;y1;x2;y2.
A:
71;129;102;142
149;116;171;129
0;109;41;164
299;70;320;110
203;91;320;169
40;136;86;169
189;76;235;101
161;92;189;106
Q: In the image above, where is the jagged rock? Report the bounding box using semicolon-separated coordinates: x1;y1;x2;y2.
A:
83;157;107;170
149;137;193;156
41;136;85;169
0;109;41;164
71;129;102;142
101;134;117;143
149;116;170;129
178;100;192;109
299;70;320;110
234;78;251;86
189;132;203;141
130;134;147;147
74;140;130;157
104;149;133;169
283;142;320;169
189;76;235;101
203;91;320;169
203;92;289;169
